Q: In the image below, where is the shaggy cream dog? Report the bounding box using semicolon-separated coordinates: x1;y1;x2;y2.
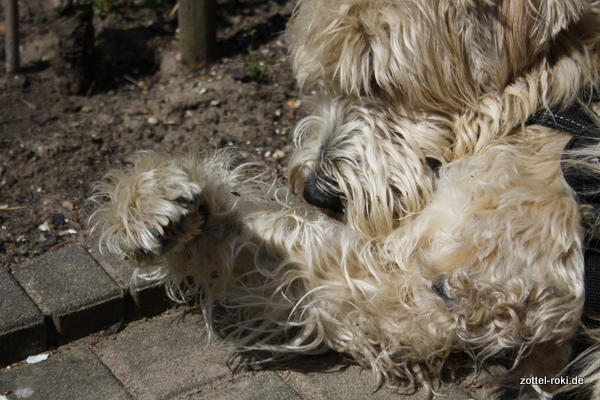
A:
92;0;600;398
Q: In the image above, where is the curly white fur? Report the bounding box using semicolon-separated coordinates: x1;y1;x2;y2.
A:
91;0;600;398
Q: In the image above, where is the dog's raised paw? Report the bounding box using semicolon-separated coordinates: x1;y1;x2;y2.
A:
92;152;210;262
136;193;209;258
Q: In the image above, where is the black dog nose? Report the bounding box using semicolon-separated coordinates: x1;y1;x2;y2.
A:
302;173;344;213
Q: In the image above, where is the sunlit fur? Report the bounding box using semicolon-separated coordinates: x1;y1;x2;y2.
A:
92;0;600;398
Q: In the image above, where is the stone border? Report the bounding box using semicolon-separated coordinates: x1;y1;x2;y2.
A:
0;246;172;365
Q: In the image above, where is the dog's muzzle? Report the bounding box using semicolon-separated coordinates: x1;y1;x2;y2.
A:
302;172;344;213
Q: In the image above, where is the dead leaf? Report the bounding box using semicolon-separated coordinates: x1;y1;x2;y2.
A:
286;99;302;109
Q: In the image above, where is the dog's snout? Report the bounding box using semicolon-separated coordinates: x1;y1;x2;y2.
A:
303;173;344;213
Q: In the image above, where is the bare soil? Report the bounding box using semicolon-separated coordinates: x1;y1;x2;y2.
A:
0;0;303;268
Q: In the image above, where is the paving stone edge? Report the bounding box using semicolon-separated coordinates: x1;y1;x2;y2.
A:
1;245;172;365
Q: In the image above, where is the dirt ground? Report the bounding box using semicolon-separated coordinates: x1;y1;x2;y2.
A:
0;0;304;268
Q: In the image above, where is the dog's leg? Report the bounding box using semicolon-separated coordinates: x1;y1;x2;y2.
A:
90;151;337;349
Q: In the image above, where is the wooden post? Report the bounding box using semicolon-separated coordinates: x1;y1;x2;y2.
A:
4;0;19;73
178;0;217;71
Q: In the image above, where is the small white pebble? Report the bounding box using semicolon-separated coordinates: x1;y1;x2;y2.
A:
26;353;49;364
15;389;35;398
273;150;286;160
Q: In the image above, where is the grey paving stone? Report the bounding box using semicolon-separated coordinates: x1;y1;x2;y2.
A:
10;246;125;344
126;283;174;320
194;372;303;400
96;307;235;400
0;269;48;365
90;247;173;320
87;244;134;288
276;352;480;400
0;347;132;400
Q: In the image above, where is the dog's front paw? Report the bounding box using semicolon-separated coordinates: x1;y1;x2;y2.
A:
91;152;210;262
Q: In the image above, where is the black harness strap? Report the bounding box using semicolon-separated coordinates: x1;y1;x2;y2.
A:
531;107;600;202
529;106;597;135
529;106;600;322
529;107;600;400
